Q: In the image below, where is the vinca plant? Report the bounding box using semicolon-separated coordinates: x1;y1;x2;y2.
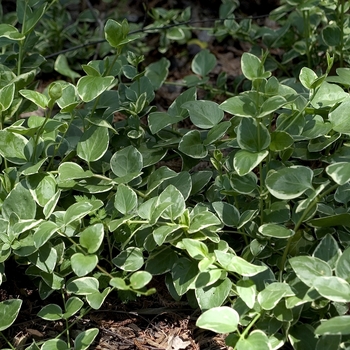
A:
0;0;350;349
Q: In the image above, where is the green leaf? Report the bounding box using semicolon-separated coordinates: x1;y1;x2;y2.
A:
77;126;109;162
0;83;15;111
236;330;270;350
236;279;257;309
234;150;268;176
315;316;350;335
212;202;240;227
182;100;224;129
19;89;48;109
27;173;57;207
148;112;184;134
79;223;104;254
313;234;341;269
28;244;57;273
322;24;341;47
130;271;152;289
182;238;209;259
188;211;222;233
179;130;207;158
54;54;81;81
58;162;93;181
316;335;341;350
270;130;294;151
43;190;61;219
0;299;22;331
63;297;84;319
2;182;36;220
289;256;332;287
71;253;98;277
114;184;137;215
215;251;267;276
313;276;350;302
336;246;350;283
66;277;99;295
192;49;216;77
299;67;318;89
158;185;186;220
86;287;111;309
33;221;59;249
219;95;257;118
258;223;294;238
241;53;270;80
0;130;28;164
145;57;170;90
63;201;94;226
310;213;350;228
145;247;178;275
77;76;114;102
237;117;270;152
258;282;295;310
41;339;68;350
329;100;350;134
196;306;239;333
326;162;350;185
204;121;231;145
258;95;287;118
104;19;128;48
171;258;198;295
74;328;99;350
195;278;231;310
37;304;62;321
110;145;143;177
0;24;25;40
112;247;144;272
266;166;314;200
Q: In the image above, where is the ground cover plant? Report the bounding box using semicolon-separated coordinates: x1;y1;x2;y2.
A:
0;0;350;349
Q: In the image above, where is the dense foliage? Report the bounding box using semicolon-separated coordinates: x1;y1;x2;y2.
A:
0;0;350;349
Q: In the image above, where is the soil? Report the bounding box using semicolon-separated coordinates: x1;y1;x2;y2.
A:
0;1;281;349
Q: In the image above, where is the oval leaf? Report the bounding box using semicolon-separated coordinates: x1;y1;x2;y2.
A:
196;306;239;333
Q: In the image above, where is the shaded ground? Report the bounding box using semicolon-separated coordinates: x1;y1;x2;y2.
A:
0;1;281;349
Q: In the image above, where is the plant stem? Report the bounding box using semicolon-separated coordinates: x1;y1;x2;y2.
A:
61;291;71;347
0;331;15;349
338;0;345;67
303;10;312;68
234;312;261;349
279;183;339;281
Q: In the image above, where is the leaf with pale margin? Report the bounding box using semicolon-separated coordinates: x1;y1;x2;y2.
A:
114;184;138;215
182;100;224;129
329;100;350;134
192;49;216;77
326;162;350;185
258;282;295;310
258;223;294;239
313;276;350;302
234;150;268;176
212;202;240;227
215;251;267;276
179;130;207;158
289;256;332;287
112;247;144;272
171;258;198;295
195;278;231;311
77;75;114;102
266;166;313;200
236;330;270;350
0;299;22;331
196;306;239;333
77;126;109;162
315;316;350;335
110;145;143;177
